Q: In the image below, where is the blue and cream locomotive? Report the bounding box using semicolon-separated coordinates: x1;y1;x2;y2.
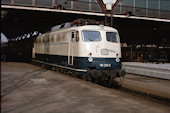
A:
32;20;125;85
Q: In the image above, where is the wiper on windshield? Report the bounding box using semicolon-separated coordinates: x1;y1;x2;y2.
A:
88;38;94;41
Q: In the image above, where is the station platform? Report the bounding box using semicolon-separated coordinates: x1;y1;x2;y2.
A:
1;62;170;113
123;62;170;80
122;74;170;99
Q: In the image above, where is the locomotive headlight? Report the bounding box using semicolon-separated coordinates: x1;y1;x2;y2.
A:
99;25;104;29
88;52;93;62
115;53;120;62
88;57;93;62
116;57;120;62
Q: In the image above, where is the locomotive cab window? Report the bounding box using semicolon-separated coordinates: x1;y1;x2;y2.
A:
106;32;118;43
82;31;101;42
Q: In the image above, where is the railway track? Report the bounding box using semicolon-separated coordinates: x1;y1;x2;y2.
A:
2;62;169;106
1;68;46;97
32;62;170;106
2;62;170;113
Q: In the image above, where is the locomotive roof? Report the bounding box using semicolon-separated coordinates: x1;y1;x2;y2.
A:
77;25;118;31
38;25;118;37
51;25;118;32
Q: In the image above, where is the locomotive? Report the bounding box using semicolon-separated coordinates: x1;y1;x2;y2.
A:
32;19;125;86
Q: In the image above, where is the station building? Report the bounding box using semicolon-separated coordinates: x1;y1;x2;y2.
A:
118;0;170;63
1;0;170;63
121;0;170;11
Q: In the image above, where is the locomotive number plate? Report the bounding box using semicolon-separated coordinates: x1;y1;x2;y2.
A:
100;64;111;67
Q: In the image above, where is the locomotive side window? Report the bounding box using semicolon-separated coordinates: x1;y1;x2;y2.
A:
39;37;42;43
76;31;79;42
82;31;101;42
106;32;118;43
71;32;74;42
50;35;54;43
37;37;40;43
43;38;46;43
46;38;50;43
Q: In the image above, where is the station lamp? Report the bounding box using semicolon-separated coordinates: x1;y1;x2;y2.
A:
102;0;118;10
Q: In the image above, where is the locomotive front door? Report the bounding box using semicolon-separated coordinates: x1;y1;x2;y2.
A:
68;31;74;65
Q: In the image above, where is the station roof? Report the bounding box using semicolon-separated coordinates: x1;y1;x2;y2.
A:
1;8;170;46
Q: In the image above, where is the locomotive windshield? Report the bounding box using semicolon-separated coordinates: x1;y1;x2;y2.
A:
106;32;118;43
82;31;101;42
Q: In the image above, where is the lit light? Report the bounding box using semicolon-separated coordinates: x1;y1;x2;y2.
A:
88;57;93;62
116;57;120;62
88;53;93;62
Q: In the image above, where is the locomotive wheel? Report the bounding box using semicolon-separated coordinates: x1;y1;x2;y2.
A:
90;70;98;83
59;68;62;73
31;61;34;64
107;75;120;88
58;68;62;73
86;74;91;81
33;61;36;65
93;77;99;84
46;64;50;69
91;78;95;83
72;71;77;77
61;68;64;73
41;64;45;68
87;69;93;82
67;71;72;76
107;76;115;87
37;62;40;66
83;75;88;81
118;76;124;86
56;67;59;72
114;76;124;88
63;69;67;75
101;79;108;86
